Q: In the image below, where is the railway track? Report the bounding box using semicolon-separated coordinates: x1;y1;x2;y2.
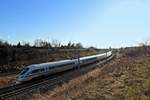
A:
0;55;115;100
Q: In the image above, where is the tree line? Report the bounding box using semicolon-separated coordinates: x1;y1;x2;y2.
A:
0;39;83;49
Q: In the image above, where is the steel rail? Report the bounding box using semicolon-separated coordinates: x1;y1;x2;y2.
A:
0;54;115;100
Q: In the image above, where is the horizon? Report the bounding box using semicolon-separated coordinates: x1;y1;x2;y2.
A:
0;38;146;49
0;0;150;48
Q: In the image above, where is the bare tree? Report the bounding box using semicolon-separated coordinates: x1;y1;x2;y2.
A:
52;40;61;47
17;42;22;48
75;43;83;49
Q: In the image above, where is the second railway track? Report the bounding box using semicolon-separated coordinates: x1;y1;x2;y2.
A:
0;54;115;100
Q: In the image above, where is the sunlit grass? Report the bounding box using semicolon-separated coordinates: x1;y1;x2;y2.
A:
30;47;150;100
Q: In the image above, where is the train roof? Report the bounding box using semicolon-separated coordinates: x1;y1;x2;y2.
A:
80;53;106;60
26;51;111;70
27;59;73;69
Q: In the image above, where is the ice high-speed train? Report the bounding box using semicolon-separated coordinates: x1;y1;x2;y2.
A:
17;51;112;82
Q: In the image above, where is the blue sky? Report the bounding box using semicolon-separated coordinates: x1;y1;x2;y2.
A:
0;0;150;48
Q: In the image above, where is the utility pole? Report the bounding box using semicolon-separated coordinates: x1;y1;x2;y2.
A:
47;37;49;62
7;43;9;67
7;36;10;67
76;50;80;69
73;49;80;70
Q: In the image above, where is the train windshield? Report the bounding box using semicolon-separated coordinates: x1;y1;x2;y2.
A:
20;68;29;75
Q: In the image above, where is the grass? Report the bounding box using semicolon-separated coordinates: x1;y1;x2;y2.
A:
0;74;16;87
29;49;150;100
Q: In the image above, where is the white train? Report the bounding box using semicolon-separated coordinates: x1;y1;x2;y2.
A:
17;51;112;82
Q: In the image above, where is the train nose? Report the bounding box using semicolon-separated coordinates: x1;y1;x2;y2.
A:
17;75;24;81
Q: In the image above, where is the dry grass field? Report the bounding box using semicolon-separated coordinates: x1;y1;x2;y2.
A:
29;48;150;100
0;74;16;88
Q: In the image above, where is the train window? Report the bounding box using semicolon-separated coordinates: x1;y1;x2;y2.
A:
40;68;45;72
32;68;45;73
32;69;39;73
56;62;74;67
20;68;29;75
86;58;96;61
49;67;52;70
48;62;74;70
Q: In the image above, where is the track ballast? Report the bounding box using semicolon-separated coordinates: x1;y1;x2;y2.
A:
0;55;115;100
